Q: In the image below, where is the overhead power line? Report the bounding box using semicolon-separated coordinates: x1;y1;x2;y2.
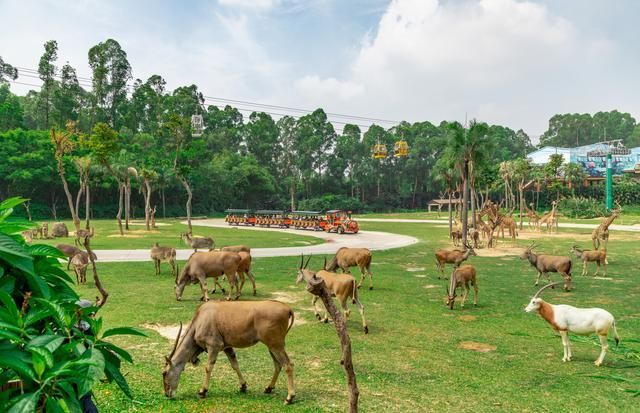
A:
11;65;400;127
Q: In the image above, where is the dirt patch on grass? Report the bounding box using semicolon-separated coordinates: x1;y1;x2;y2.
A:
457;315;477;322
413;274;427;278
475;247;524;257
458;341;496;352
518;231;591;241
593;276;614;281
129;221;171;226
142;323;189;340
423;284;438;289
271;291;304;304
107;234;143;238
406;267;426;272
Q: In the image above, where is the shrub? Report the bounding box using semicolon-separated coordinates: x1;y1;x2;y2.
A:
558;196;606;218
0;197;144;412
297;195;365;213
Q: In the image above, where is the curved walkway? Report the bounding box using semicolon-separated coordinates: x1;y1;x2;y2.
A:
357;218;640;232
94;219;419;262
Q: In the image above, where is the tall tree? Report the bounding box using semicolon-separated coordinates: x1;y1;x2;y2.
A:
0;56;18;83
52;62;83;127
38;40;58;128
165;114;194;233
88;39;132;129
277;116;300;210
511;158;531;229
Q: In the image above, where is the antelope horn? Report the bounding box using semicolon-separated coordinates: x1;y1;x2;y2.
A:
299;254;304;269
323;256;327;270
304;254;312;269
533;282;561;298
167;322;183;364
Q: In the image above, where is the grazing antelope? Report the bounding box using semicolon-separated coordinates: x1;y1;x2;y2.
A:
74;226;94;247
525;282;620;366
150;242;177;277
325;247;374;290
434;244;476;279
296;255;368;334
445;264;478;310
520;242;572;291
236;251;257;296
56;244;96;270
163;300;295;403
181;233;214;252
175;251;240;301
571;246;607;277
70;251;90;284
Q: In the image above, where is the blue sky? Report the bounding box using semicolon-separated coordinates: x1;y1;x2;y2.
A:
1;0;639;138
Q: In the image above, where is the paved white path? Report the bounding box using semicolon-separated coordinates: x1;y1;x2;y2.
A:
94;219;419;262
357;218;640;232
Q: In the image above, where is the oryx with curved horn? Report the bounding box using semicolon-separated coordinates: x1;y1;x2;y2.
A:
520;242;572;291
525;282;620;366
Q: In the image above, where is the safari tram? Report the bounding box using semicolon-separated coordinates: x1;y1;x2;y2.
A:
224;209;360;234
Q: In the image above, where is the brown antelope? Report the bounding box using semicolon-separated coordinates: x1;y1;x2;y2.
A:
571;246;606;277
70;251;90;284
520;242;572;291
74;226;94;247
181;233;214;252
450;230;463;247
296;255;368;334
150;242;177;277
325;247;374;290
175;251;240;301
221;245;251;253
434;243;476;279
445;264;478;310
525;282;620;366
162;301;295;403
237;251;257;296
56;244;96;270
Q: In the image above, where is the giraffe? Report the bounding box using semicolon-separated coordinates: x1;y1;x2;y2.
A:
539;201;558;232
524;202;540;231
591;202;621;251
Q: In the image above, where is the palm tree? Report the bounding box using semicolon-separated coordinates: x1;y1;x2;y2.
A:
511;158;531;230
562;162;585;194
447;121;493;246
434;148;458;237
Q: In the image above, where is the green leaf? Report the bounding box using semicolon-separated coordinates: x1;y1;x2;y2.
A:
23;307;53;327
27;335;64;354
76;349;105;397
8;391;38;413
0;197;28;212
101;326;148;339
27;244;65;258
22;272;51;300
97;341;133;364
32;352;45;378
104;359;133;399
0;351;36;381
32;298;67;328
0;233;30;259
29;346;54;369
0;290;20;321
0;223;36;235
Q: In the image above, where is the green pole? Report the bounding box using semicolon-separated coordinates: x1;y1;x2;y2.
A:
605;153;613;211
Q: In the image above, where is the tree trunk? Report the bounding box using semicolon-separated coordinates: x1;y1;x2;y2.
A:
143;179;152;231
461;160;470;246
305;275;359;413
519;180;524;230
85;179;91;229
57;159;81;232
116;184;124;236
125;176;131;230
448;187;453;236
290;181;296;211
412;174;418;209
179;176;193;235
23;202;32;221
162;187;166;219
83;237;108;308
470;185;477;231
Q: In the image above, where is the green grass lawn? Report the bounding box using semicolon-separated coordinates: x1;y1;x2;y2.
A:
70;220;639;412
34;219;322;249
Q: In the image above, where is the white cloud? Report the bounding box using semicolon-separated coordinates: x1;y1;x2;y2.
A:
218;0;281;11
289;0;620;134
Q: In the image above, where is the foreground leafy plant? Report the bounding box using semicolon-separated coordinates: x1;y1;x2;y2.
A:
0;197;145;412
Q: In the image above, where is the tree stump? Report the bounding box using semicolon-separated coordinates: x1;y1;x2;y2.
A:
305;274;359;413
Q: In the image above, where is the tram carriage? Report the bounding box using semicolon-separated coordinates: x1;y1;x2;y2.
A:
224;209;359;234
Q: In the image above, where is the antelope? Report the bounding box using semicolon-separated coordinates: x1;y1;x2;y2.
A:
175;251;240;301
150;242;177;277
162;300;295;403
520;242;572;291
450;230;462;247
221;245;251;253
70;251;90;284
181;232;214;252
56;244;96;270
74;226;94;247
525;282;620;366
38;222;49;239
296;255;368;334
236;251;257;296
571;246;607;277
434;243;476;279
445;264;478;310
325;247;374;290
